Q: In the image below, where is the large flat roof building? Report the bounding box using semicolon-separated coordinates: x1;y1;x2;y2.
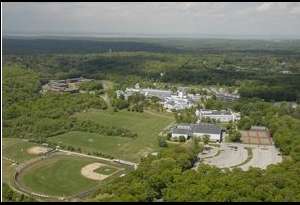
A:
170;123;223;142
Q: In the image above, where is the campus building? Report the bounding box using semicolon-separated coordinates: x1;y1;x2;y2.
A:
215;93;240;101
116;87;202;111
42;77;92;93
170;123;223;142
162;91;195;111
196;109;241;123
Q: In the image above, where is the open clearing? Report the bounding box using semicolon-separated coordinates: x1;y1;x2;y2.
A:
49;109;174;162
18;154;129;197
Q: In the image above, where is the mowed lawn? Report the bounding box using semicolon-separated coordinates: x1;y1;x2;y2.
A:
3;138;43;163
49;131;132;158
19;154;124;197
49;109;174;162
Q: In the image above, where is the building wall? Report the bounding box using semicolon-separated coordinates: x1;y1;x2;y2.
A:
199;113;240;122
202;115;233;122
171;133;189;140
192;132;221;141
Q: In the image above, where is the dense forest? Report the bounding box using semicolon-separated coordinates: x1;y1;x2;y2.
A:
4;37;300;54
2;38;178;55
3;66;138;141
3;38;300;102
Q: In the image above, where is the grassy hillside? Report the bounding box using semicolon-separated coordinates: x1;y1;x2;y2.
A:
49;109;174;162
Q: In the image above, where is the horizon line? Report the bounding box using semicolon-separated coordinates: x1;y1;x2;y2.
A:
3;32;300;40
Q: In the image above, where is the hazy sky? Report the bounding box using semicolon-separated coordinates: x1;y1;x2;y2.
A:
3;2;300;37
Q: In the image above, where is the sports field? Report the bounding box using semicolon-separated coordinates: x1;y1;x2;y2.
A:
240;130;273;145
3;138;48;163
18;154;128;197
49;109;174;162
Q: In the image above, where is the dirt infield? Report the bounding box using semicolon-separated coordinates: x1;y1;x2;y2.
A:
81;163;117;181
27;146;51;155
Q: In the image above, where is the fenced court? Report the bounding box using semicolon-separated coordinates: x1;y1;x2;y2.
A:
240;129;273;145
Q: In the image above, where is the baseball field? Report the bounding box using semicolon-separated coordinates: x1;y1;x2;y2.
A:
16;153;131;198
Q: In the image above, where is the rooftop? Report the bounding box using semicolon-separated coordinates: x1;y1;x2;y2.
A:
199;109;232;115
171;123;222;135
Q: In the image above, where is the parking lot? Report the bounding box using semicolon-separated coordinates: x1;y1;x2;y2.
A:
197;143;282;170
202;143;248;168
239;144;282;171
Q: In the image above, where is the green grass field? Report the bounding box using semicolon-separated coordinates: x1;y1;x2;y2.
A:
3;138;44;163
49;131;132;157
18;154;128;197
3;138;53;192
49;109;174;162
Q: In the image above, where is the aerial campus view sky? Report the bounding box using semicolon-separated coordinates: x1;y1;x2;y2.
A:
3;2;300;38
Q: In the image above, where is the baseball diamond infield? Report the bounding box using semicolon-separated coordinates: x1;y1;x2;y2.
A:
27;146;52;155
80;162;121;181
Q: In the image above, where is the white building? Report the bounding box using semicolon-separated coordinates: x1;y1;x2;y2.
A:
117;86;205;112
196;109;240;123
162;90;197;112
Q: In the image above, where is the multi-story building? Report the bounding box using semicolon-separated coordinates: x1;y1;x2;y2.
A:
196;109;241;123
